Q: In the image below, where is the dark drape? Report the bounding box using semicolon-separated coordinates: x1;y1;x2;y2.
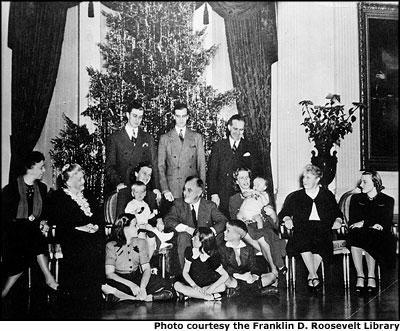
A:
7;2;78;183
202;2;278;206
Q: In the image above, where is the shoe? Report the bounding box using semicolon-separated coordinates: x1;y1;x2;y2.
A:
158;231;174;243
226;287;240;298
312;278;320;290
278;266;288;276
367;277;376;293
152;289;175;301
355;276;365;293
104;293;120;304
159;242;173;250
259;286;279;297
177;292;189;301
307;278;314;291
205;293;222;301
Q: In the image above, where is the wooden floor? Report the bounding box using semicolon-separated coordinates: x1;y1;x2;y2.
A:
1;256;398;321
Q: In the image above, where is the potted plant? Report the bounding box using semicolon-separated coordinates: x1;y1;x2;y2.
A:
299;93;364;186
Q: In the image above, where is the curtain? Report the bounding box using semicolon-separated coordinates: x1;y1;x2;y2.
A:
7;2;78;183
203;2;278;206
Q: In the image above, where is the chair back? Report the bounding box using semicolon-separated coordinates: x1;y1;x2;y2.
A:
104;190;118;235
338;188;361;228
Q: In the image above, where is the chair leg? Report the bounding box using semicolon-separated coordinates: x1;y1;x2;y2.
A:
161;253;166;279
291;257;296;289
321;260;325;282
377;264;381;284
285;256;290;288
342;254;348;288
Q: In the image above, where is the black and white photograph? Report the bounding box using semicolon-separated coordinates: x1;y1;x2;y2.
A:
1;1;398;325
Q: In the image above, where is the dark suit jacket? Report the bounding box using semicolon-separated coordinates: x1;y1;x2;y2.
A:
218;242;260;276
105;127;159;190
164;198;227;235
207;138;259;216
158;128;206;199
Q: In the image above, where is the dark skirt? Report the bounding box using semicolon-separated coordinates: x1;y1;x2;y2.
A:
286;220;333;263
347;228;397;268
2;219;49;276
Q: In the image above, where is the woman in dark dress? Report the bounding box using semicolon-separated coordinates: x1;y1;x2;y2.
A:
347;170;396;292
48;163;105;307
173;227;228;300
103;213;175;302
278;164;343;291
2;151;58;298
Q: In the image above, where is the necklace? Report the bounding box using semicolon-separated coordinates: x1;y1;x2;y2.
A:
63;188;93;217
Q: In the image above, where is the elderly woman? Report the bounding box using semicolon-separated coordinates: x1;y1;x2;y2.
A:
278;164;343;291
347;170;396;293
2;151;58;298
48;163;105;309
103;213;175;302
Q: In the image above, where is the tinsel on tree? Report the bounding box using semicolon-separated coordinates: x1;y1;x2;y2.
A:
50;2;239;202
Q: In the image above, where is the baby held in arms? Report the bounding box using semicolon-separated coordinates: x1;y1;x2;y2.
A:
125;181;173;257
237;176;275;229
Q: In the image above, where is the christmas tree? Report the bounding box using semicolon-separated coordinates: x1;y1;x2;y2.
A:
51;2;238;202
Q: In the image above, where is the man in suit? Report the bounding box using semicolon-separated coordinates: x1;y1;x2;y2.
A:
158;103;206;202
207;114;260;218
164;176;227;272
105;101;160;198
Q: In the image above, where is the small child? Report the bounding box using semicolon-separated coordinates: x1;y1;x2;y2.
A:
125;181;173;257
236;176;287;281
218;219;277;297
173;227;228;301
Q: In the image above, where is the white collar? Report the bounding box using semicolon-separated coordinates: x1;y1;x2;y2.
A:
191;199;201;211
175;126;186;136
125;124;138;137
225;240;246;249
192;248;210;262
229;136;241;148
306;186;320;200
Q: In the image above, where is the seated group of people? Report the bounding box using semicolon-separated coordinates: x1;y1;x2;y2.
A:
2;150;397;312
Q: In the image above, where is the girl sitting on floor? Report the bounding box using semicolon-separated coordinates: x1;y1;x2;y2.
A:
173;227;229;301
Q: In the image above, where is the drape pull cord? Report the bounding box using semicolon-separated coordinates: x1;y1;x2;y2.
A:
203;3;209;25
88;1;94;18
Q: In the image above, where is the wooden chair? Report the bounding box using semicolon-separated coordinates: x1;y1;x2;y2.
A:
103;190;172;278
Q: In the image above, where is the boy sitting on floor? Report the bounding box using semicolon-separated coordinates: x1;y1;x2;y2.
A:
218;219;278;297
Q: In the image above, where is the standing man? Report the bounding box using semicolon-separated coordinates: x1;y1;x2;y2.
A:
105;101;160;198
158;103;206;201
207;114;260;218
164;176;227;272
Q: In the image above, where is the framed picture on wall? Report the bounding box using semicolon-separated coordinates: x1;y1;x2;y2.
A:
358;2;398;171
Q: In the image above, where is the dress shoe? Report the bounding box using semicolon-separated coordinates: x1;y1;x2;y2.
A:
152;289;175;301
367;277;377;293
226;287;240;298
158;231;174;243
355;276;365;293
259;286;279;297
104;293;120;304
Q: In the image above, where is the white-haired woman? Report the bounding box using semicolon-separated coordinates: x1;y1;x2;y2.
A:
48;163;105;313
278;164;343;292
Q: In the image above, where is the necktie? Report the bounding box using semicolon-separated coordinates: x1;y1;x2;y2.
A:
179;129;184;142
131;131;137;145
234;248;241;266
232;141;237;153
191;205;198;228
